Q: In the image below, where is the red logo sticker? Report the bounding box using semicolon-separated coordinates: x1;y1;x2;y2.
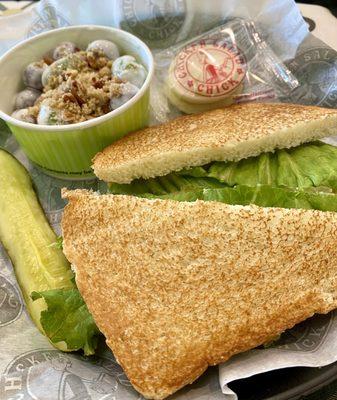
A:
174;39;246;99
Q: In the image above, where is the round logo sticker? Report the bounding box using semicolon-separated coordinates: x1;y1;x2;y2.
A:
287;47;337;108
26;2;69;38
0;350;138;400
0;274;22;327
269;312;333;352
28;165;103;225
122;0;186;45
172;40;246;103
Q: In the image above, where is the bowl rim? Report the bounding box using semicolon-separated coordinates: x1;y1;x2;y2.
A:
0;24;154;132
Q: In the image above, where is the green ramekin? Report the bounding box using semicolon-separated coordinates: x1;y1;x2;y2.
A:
0;26;154;179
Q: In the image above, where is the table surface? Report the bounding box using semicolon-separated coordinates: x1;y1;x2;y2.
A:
298;0;337;16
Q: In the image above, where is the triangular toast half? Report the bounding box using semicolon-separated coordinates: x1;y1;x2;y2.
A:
93;103;337;184
62;189;337;399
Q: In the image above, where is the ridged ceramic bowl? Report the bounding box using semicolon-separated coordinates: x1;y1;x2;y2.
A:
0;25;154;179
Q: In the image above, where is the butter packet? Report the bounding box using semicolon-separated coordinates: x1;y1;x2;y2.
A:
152;18;299;121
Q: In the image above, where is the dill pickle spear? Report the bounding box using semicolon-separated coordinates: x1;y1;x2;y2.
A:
0;149;74;350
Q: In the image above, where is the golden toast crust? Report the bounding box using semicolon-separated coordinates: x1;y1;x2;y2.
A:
62;189;337;399
93;103;337;183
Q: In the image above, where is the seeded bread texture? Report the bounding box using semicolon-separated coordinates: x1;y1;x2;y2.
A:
62;189;337;399
93;103;337;184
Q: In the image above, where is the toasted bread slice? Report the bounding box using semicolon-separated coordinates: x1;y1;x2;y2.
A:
61;189;337;399
93;103;337;184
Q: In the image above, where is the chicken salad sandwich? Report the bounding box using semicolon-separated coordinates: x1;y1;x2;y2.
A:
61;103;337;398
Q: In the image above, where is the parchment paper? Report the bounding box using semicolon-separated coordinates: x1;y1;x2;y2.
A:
0;1;337;399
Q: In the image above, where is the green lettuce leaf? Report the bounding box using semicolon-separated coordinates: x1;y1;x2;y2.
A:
143;185;337;212
109;142;337;200
176;165;210;177
31;289;101;356
206;142;337;190
108;173;226;196
55;236;63;249
203;186;337;211
108;142;337;213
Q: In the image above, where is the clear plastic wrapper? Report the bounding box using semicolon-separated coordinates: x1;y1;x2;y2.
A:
152;19;299;121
